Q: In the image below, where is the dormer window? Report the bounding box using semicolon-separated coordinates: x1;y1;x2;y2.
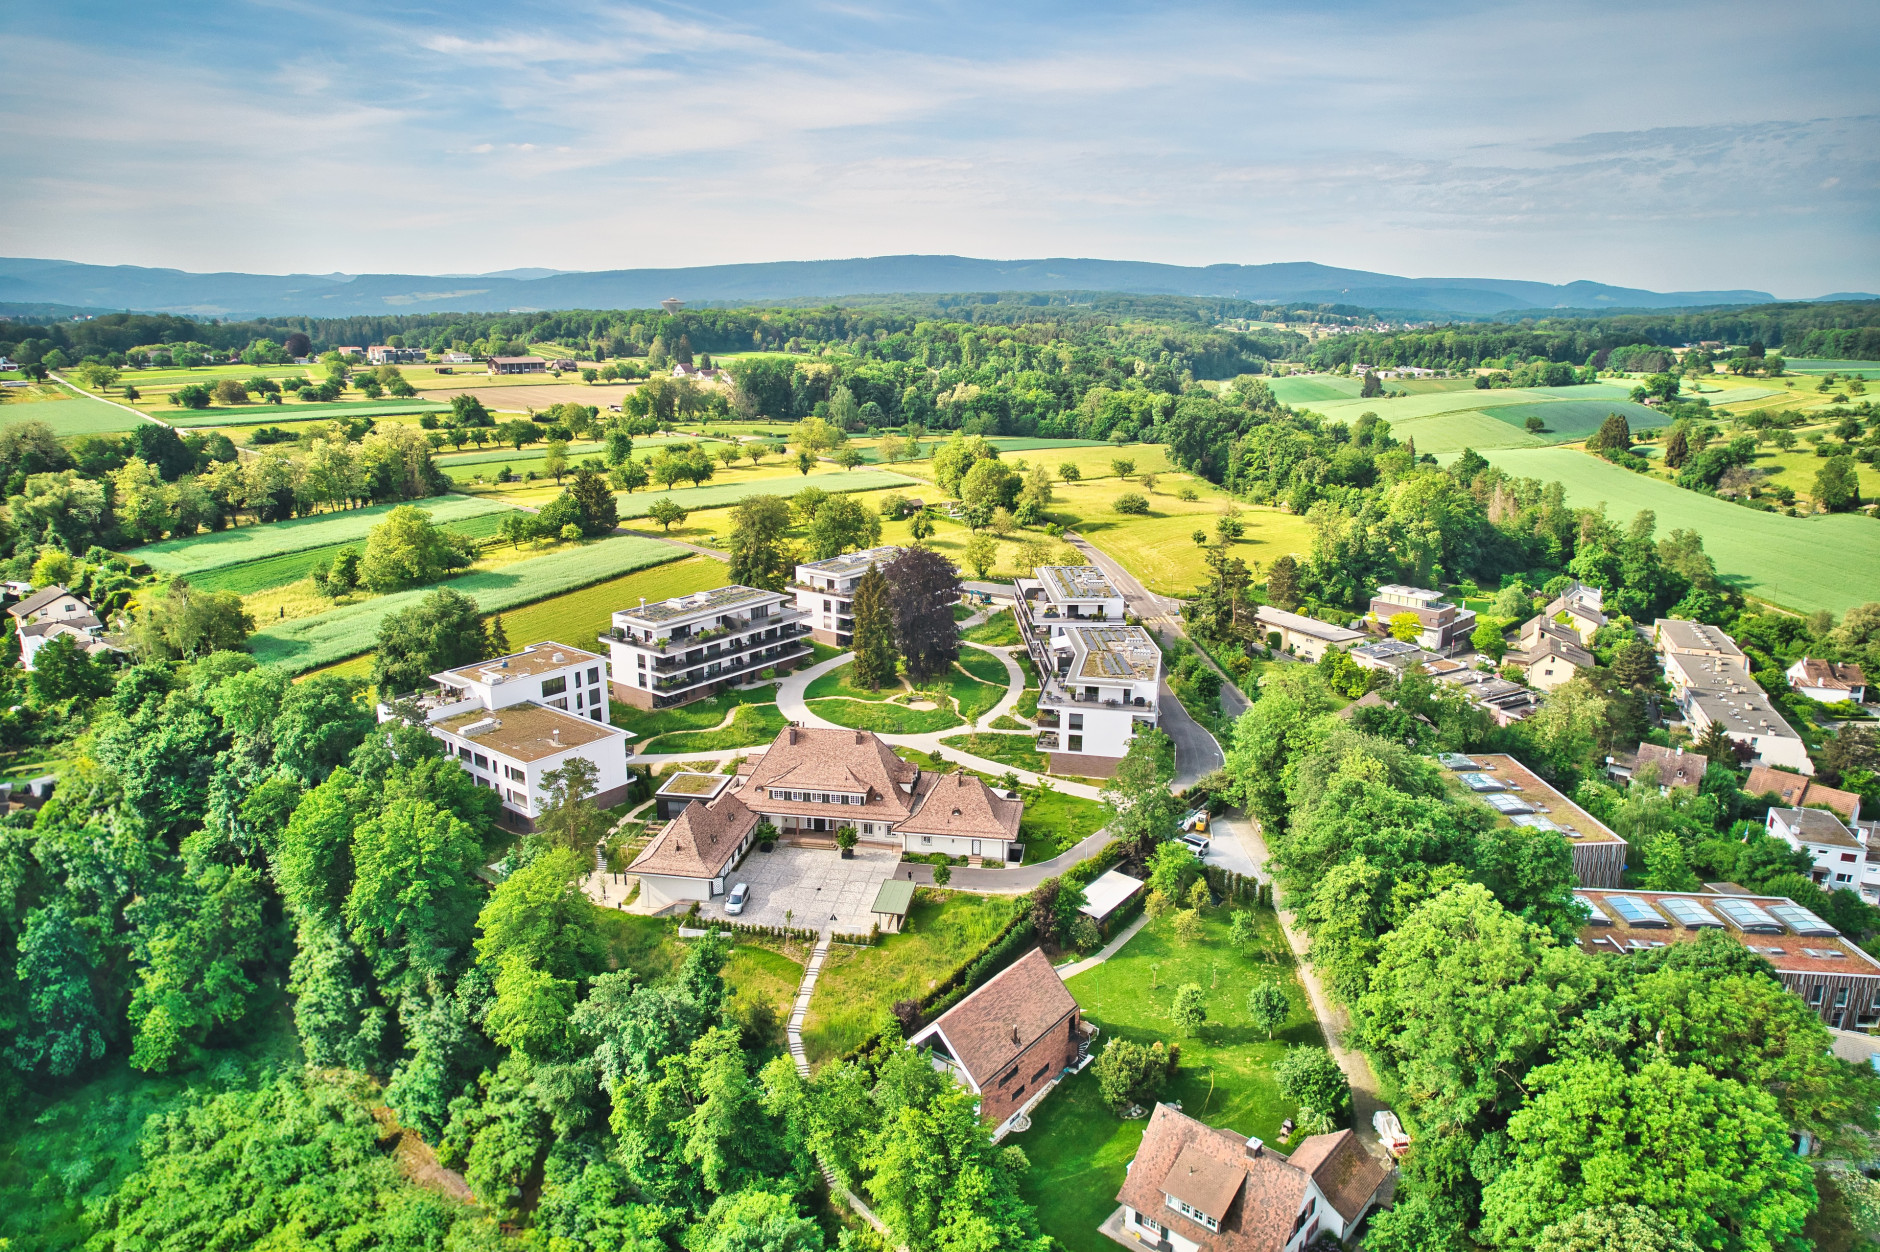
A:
1165;1196;1219;1232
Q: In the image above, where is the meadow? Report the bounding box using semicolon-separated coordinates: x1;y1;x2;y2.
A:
126;494;514;576
192;510;516;595
160;399;448;428
1478;398;1666;443
3;384;150;436
608;467;922;519
249;534;685;672
1470;446;1880;615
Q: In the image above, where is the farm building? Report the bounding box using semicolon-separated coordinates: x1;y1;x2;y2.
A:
489;356;547;374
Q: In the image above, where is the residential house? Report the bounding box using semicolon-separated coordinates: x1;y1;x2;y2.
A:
1530;581;1606;645
7;586;112;671
1365;584;1476;654
1607;743;1709;790
1106;1105;1389;1252
366;345;425;364
441;351;475;364
1768;806;1877;896
741;725;1025;863
1654;617;1747;664
1424;663;1543;724
1787;657;1868;704
792;546;903;646
1662;649;1811;774
629;790;761;910
1505;627;1594;692
335;345;365;357
908;948;1093;1136
489;356;547;375
1745;766;1860;821
1576;886;1880;1028
1252;605;1364;663
1016;566;1161;776
380;641;629;830
1440;752;1627;886
603;584;809;709
1348;638;1437;675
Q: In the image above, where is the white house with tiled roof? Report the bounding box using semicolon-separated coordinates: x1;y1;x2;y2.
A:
629;791;760;910
8;585;112;670
1787;657;1867;705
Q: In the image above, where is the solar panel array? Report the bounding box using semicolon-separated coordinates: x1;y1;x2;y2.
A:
1604;896;1669;928
1770;904;1839;937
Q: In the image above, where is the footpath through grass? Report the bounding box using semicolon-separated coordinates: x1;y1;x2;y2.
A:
641;703;788;753
250;534;684;673
1017;905;1322;1251
803;892;1019;1064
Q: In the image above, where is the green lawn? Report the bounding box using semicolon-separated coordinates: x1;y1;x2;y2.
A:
1462;446;1880;615
611;682;781;742
1266;375;1363;405
809;697;964;734
956;646;1011;686
963;609;1022;646
724;944;805;1050
941;731;1048;774
641;702;788;753
248;535;685;672
1017;906;1323;1252
1017;787;1110;861
490;556;728;653
802;892;1019;1064
127;494;514;576
163;399;448;427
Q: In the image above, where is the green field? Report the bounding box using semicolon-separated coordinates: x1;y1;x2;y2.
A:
190;511;517;595
1785;359;1880;374
128;494;514;576
1267;375;1362;405
249;534;685;672
4;385;152;436
1467;447;1880;615
487;555;727;652
434;434;719;469
163;399;449;428
613;468;921;519
1480;399;1668;441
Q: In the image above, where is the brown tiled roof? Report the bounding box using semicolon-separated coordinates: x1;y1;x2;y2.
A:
1510;633;1594;670
1167;1144;1247;1222
1745;766;1859;820
1114;1104;1308;1252
745;726;920;820
8;585;81;621
911;948;1075;1089
1634;743;1709;789
630;792;756;879
899;770;1021;842
1283;1130;1388;1225
1791;657;1867;691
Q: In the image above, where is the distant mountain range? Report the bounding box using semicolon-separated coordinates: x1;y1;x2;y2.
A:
0;254;1814;321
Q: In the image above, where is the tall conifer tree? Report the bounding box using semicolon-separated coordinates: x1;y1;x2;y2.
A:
850;562;898;690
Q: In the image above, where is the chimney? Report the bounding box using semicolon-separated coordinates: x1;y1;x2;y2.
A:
552;727;561;745
788;727;797;745
640;597;647;608
1011;1023;1020;1044
855;731;864;744
1244;1137;1264;1158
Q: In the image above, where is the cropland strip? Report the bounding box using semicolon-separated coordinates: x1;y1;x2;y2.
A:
249;534;685;672
128;494;515;576
1470;446;1880;616
8;385;153;436
163;399;449;427
613;468;922;518
191;511;517;595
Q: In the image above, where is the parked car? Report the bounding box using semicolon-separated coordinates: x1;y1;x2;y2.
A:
725;883;750;915
1178;833;1210;857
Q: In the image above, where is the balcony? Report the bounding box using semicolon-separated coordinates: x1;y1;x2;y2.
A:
607;607;806;653
649;640;811;695
1037;681;1155;714
1036;731;1061;751
1034;709;1060;728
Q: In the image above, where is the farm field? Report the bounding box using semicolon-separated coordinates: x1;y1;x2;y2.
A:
1266;375;1363;405
609;467;922;520
126;494;514;576
1051;476;1313;595
1785;359;1880;376
1742;445;1880;505
249;534;685;672
849;435;1116;463
1276;383;1673;455
158;400;448;428
1018;904;1321;1252
1478;398;1666;443
433;435;716;468
409;383;636;410
888;441;1177;485
5;383;151;436
1468;447;1880;615
192;510;516;595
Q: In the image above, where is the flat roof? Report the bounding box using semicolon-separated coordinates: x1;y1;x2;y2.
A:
872;878;917;917
1073;625;1160;681
434;702;624;762
796;546;902;579
436;641;603;686
1042;565;1118;602
656;770;733;799
615;583;778;625
1254;604;1365;643
1079;868;1146;920
1576;887;1880;976
1655;618;1745;658
1462;753;1623;844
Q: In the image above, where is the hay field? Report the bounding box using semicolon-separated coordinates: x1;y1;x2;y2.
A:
4;384;152;436
1471;447;1880;615
1268;375;1363;405
128;494;514;576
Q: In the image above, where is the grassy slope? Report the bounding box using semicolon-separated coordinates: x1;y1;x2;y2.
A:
1019;906;1323;1252
1470;446;1880;615
129;494;513;575
493;555;727;653
192;511;516;595
802;892;1019;1063
250;534;684;672
5;383;151;436
963;609;1023;646
610;468;921;519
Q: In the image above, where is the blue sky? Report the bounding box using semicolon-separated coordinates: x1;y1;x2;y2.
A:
2;0;1876;295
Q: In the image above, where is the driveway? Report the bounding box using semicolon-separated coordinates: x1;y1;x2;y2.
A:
1158;676;1224;790
697;842;901;933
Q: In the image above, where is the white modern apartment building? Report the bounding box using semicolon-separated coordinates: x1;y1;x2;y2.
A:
604;584;810;709
380;641;630;830
1014;565;1160;776
793;546;902;646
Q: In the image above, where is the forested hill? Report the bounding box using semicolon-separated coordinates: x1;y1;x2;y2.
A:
0;254;1776;320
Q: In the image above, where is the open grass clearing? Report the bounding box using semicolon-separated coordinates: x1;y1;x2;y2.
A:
1266;375;1363;405
1743;445;1880;505
192;510;515;595
1052;477;1314;597
956;646;1010;687
963;608;1023;645
724;944;805;1049
802;891;1019;1064
940;731;1047;774
809;696;965;735
1467;446;1880;615
609;468;921;520
434;434;713;467
1478;398;1667;442
248;534;685;673
1785;359;1880;375
1016;788;1109;861
610;679;780;742
1018;905;1321;1251
641;703;788;754
127;493;513;576
161;400;448;428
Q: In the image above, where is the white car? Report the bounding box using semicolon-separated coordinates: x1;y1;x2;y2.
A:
725;883;751;915
1178;833;1210;857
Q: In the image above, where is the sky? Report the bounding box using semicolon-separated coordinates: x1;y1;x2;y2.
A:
2;0;1877;297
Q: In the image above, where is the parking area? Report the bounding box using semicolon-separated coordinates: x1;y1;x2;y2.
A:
698;843;903;933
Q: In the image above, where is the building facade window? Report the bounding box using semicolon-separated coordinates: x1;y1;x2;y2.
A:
542;676;567;697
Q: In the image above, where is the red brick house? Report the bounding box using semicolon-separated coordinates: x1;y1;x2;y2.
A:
907;948;1095;1135
1105;1104;1390;1252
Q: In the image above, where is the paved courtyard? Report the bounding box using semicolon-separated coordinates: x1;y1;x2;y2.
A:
697;843;903;933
